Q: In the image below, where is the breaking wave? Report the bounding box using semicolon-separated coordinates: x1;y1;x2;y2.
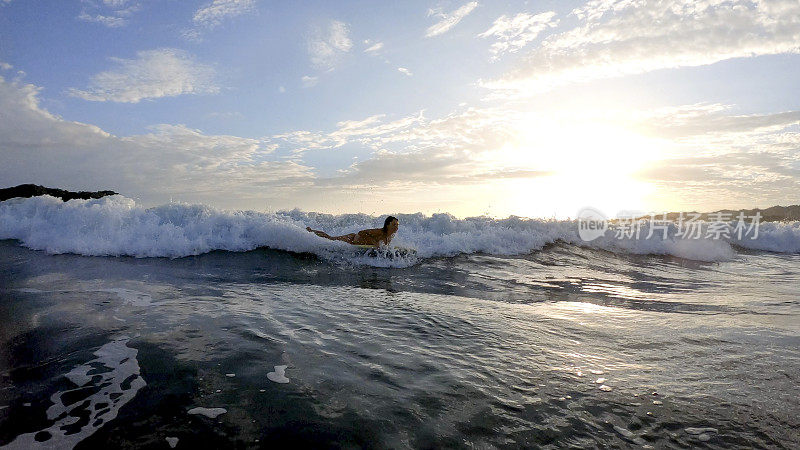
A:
1;195;799;266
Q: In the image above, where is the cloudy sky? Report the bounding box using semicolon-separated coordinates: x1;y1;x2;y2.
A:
1;0;799;218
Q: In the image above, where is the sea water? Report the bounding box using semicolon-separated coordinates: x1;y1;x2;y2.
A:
0;196;798;448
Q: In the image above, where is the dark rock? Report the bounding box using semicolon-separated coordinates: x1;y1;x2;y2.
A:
0;184;117;202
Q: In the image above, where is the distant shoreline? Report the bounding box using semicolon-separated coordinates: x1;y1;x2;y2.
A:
1;184;798;222
618;207;800;223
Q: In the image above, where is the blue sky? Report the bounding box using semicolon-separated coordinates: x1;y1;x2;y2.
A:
3;0;507;136
1;0;799;217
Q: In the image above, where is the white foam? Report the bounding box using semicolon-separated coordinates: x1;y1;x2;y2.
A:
613;425;634;438
613;425;647;445
583;228;736;262
685;427;718;435
2;338;145;449
0;195;334;259
188;407;227;419
267;365;289;384
166;437;179;448
100;288;152;307
1;195;798;265
225;373;235;377
731;221;800;253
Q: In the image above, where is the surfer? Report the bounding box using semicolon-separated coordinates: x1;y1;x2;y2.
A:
306;216;398;247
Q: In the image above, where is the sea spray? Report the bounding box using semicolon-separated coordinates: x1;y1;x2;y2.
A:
2;195;799;265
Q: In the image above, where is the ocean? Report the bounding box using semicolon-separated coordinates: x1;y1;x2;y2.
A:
0;195;798;448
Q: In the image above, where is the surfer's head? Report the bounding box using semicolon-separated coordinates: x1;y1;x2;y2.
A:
383;216;399;234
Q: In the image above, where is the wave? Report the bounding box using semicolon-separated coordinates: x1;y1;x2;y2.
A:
1;195;799;265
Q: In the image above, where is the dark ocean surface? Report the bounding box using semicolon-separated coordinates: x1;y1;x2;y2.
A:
0;196;799;448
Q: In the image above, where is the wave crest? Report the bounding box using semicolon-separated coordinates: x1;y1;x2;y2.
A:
1;195;798;265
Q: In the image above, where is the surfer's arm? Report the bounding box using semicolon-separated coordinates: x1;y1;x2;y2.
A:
306;227;331;239
306;227;356;244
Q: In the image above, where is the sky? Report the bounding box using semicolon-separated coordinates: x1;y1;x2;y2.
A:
1;0;799;218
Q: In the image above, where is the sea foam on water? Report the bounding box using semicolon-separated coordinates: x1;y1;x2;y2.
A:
1;195;798;265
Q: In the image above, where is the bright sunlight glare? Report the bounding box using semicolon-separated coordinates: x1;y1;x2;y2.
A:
485;115;665;218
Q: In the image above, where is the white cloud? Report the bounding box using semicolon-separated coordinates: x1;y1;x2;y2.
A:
271;112;424;153
397;67;413;76
181;0;256;41
270;100;800;212
336;114;386;132
630;104;800;139
301;75;318;88
306;108;553;188
0;61;12;71
192;0;255;28
0;75;312;206
68;49;219;103
78;13;127;27
269;106;526;188
634;147;800;210
0;76;111;149
203;111;244;120
78;0;140;28
425;1;478;37
364;41;384;54
5;74;537;211
308;20;353;70
576;102;800;208
326;149;551;188
486;0;800;96
478;11;557;59
5;72;800;212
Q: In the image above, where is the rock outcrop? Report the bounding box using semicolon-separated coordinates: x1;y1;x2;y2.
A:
0;184;117;202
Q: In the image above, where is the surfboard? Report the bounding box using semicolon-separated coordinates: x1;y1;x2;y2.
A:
352;244;417;258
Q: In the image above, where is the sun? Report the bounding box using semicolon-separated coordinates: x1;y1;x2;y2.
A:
485;114;665;218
